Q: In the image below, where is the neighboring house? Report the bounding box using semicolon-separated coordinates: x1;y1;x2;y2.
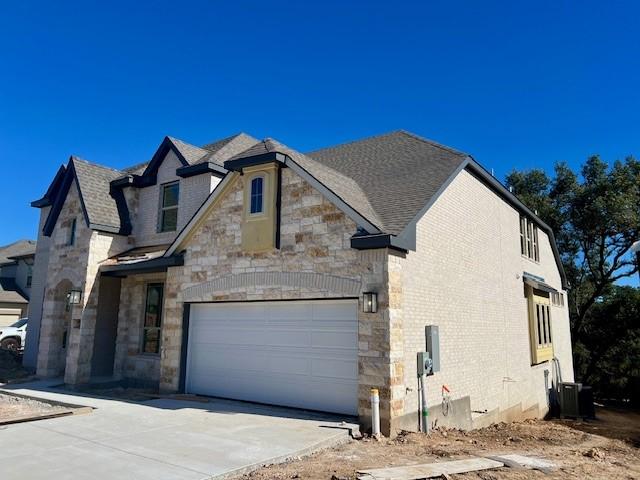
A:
25;130;574;435
0;239;36;327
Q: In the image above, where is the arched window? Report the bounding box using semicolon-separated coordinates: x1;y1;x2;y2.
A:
250;176;264;214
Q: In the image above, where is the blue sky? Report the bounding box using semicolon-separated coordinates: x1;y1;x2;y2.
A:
0;1;638;258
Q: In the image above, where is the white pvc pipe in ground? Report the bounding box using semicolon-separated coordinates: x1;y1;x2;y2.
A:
370;388;380;437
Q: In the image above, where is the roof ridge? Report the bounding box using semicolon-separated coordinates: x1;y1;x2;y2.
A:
201;132;253;151
396;130;468;156
306;130;403;155
168;136;208;151
307;129;468;157
70;156;126;175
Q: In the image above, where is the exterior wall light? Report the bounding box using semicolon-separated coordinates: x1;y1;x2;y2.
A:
363;292;378;313
67;289;82;305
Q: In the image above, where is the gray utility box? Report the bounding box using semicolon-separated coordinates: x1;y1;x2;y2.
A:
425;325;440;374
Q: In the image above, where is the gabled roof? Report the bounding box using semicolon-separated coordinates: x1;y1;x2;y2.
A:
225;138;384;231
201;133;260;166
171;130;567;288
308;131;468;235
0;277;28;303
42;157;129;236
0;240;37;267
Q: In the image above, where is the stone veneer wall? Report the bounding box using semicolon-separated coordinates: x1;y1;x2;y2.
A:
158;167;400;434
37;182;131;383
112;272;166;386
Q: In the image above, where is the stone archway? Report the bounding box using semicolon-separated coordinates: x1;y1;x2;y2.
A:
36;279;75;377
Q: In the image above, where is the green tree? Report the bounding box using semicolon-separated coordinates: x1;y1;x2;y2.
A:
506;156;640;402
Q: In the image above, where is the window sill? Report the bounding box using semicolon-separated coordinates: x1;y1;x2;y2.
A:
136;353;161;359
521;254;540;265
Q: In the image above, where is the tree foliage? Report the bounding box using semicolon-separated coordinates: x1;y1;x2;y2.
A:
506;155;640;403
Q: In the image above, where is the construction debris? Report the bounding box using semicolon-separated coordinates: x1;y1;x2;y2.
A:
357;457;504;480
487;454;557;474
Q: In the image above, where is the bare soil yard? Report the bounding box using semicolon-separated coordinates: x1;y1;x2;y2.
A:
0;392;70;424
244;407;640;479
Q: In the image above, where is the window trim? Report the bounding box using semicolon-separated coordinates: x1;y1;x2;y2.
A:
520;215;539;262
247;174;266;217
141;283;164;355
158;181;180;233
527;286;554;364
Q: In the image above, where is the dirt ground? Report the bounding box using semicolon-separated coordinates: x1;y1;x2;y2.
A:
243;407;640;480
0;392;70;423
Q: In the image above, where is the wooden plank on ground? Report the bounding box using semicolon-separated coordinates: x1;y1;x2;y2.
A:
357;457;504;480
487;454;556;474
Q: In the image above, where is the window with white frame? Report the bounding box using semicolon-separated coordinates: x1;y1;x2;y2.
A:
527;287;553;364
551;291;564;307
249;176;264;214
159;182;179;232
520;215;539;261
26;265;33;288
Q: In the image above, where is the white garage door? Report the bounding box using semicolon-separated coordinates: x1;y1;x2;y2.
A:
186;299;359;415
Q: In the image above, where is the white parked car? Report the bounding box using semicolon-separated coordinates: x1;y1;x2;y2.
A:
0;318;27;351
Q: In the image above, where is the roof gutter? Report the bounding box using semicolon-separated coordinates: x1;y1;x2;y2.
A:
350;233;409;253
101;253;184;278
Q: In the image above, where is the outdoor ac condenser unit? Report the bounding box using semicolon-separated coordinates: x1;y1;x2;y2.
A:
559;382;582;418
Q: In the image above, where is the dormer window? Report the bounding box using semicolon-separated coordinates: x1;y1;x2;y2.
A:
249;176;264;214
159;182;179;232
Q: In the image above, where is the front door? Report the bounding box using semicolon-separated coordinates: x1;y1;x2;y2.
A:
91;277;121;377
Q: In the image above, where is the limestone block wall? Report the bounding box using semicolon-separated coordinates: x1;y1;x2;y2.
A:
396;169;574;431
113;272;165;386
159;167;399;433
36;181;131;383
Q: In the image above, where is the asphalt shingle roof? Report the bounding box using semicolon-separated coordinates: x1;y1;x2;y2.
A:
228;139;384;230
72;158;124;230
201;133;260;166
0;277;27;303
168;137;209;164
228;131;468;235
307;130;468;235
46;130;470;239
0;240;37;266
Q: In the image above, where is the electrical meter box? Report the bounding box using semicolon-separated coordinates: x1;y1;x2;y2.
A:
416;351;431;376
425;325;440;374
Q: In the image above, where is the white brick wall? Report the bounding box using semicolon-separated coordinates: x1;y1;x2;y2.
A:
399;169;574;423
132;150;220;247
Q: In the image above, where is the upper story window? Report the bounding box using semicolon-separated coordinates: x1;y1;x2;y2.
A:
26;265;33;288
520;215;539;261
249;176;264;214
67;218;77;246
159;182;179;232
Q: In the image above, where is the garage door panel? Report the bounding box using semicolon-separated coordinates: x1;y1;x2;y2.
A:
311;331;357;349
188;369;357;412
187;300;358;415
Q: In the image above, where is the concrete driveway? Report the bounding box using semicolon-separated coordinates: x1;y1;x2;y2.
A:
0;380;356;480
